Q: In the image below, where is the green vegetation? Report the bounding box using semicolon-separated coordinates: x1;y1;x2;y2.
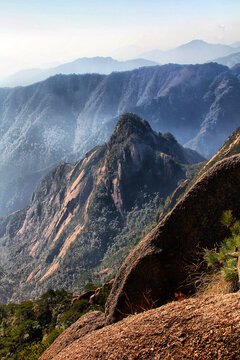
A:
0;284;112;360
72;192;164;290
204;210;240;292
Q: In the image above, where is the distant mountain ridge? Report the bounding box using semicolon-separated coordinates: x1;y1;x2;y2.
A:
1;40;240;88
0;62;239;216
213;52;240;68
0;57;158;87
0;113;204;304
140;39;240;64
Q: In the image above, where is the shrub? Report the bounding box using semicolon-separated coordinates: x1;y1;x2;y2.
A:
60;299;89;327
17;342;48;360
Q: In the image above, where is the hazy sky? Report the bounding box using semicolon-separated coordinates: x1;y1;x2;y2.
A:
0;0;239;77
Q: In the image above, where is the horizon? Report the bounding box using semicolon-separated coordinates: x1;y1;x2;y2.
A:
0;0;239;78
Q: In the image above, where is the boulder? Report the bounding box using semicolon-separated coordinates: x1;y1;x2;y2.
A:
53;292;240;360
105;155;240;324
40;311;104;360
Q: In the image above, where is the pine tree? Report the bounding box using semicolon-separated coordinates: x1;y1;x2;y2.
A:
204;210;240;290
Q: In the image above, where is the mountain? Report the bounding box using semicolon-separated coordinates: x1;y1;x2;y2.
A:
185;69;240;156
0;57;158;87
41;151;240;358
0;62;239;216
140;39;240;64
0;113;204;304
213;52;240;68
39;154;240;360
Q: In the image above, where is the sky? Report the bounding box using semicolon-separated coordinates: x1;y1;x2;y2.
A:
0;0;239;77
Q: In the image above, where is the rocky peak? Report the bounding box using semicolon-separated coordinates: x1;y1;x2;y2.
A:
0;113;204;304
105;113;204;172
109;113;152;142
103;113;203;214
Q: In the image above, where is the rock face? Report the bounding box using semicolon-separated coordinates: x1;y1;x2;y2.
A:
39;311;105;360
49;292;240;360
105;154;240;324
0;62;239;215
0;114;203;304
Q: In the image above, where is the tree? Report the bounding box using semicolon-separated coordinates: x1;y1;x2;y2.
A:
204;210;240;290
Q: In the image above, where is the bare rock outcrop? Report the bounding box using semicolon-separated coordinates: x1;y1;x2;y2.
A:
105;155;240;324
52;292;240;360
40;311;105;360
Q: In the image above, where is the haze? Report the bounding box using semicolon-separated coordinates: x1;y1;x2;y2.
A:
0;0;239;78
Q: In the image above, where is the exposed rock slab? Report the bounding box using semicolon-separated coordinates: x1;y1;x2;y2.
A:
105;155;240;324
52;292;240;360
40;311;105;360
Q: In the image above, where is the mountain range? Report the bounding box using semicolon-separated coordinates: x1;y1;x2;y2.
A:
0;113;204;304
0;62;239;216
0;57;158;88
1;40;240;88
140;39;240;64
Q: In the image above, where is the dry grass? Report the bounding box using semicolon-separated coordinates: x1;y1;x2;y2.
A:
182;248;234;297
195;271;233;296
